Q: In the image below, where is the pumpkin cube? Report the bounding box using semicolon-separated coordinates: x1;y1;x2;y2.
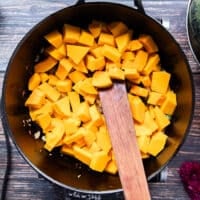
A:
92;71;112;88
68;70;87;83
115;31;132;52
28;73;41;91
83;129;96;147
139;34;158;53
73;144;92;166
108;21;128;37
151;71;171;94
147;91;166;106
68;91;80;113
126;39;143;51
63;117;81;135
56;79;72;93
89;104;104;127
76;102;91;122
45;46;65;60
39;82;60;102
108;67;125;80
147;131;168;156
124;68;140;80
137;135;150;154
63;24;81;44
96;126;112;153
79;78;98;95
25;88;45;108
88;20;102;38
44;118;65;151
153;106;170;130
66;44;90;64
86;55;105;72
98;32;115;46
133;50;148;72
161;90;177;115
142;54;160;75
121;51;135;61
79;30;95;46
35;113;52;132
128;94;146;123
90;151;111;172
102;44;121;63
34;56;57;73
129;85;149;98
44;30;63;48
105;159;118;174
54;96;71;118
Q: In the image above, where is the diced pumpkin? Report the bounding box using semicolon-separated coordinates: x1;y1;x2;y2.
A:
142;54;160;75
128;94;146;123
115;31;132;52
39;82;60;102
137;135;150;154
25;88;45;108
44;118;65;151
108;21;128;37
108;67;125;80
88;20;102;38
98;32;115;46
28;73;41;91
90;151;111;172
29;101;53;121
151;71;171;94
96;126;112;153
63;24;81;44
48;74;58;86
132;50;148;72
66;44;90;64
63;117;81;135
83;129;96;147
45;46;65;60
61;145;75;156
139;34;158;53
153;106;170;130
53;96;71;118
68;91;80;113
55;58;73;80
102;44;121;63
105;159;118;174
140;76;151;88
76;102;91;122
124;68;140;80
129;85;149;98
55;79;72;93
90;46;104;58
73;144;92;165
34;56;57;73
63;127;85;145
35;113;52;132
147;131;168;156
126;39;143;51
86;55;105;72
44;30;63;48
89;141;101;153
68;70;87;83
79;78;98;95
73;60;88;73
40;73;49;83
79;30;95;46
161;90;177;115
121;51;135;61
89;104;104;127
92;71;112;88
147;91;166;106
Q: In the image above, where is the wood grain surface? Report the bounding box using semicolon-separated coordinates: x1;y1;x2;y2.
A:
0;0;199;199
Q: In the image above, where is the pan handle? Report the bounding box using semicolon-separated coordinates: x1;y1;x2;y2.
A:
75;0;146;14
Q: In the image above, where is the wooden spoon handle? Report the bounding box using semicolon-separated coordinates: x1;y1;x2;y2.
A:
99;82;151;200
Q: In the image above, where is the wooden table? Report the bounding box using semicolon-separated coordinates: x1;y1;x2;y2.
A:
0;0;199;199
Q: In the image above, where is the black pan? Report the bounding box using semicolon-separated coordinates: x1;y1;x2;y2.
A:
1;0;195;197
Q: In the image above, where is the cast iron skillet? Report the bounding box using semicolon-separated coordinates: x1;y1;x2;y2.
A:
187;0;200;65
1;0;195;197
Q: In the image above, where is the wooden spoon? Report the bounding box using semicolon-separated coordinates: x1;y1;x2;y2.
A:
99;82;151;200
